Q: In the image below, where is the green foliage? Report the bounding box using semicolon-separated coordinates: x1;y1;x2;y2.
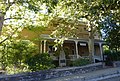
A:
47;0;119;39
0;0;119;72
6;64;30;74
0;39;37;71
0;0;51;44
99;15;120;51
72;58;91;66
0;39;55;74
25;53;55;71
104;50;120;61
47;0;119;63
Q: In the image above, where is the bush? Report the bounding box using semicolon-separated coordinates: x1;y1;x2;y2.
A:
66;60;73;66
103;50;120;66
25;53;55;71
6;64;30;74
0;39;37;71
72;58;91;66
104;50;120;61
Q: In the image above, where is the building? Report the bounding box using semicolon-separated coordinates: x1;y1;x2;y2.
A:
21;18;104;67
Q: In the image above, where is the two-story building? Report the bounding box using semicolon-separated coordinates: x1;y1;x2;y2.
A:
21;18;104;67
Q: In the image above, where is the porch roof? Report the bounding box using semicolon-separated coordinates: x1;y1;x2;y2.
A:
40;34;105;44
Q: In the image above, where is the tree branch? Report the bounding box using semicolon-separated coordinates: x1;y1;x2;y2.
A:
4;17;22;21
0;27;19;44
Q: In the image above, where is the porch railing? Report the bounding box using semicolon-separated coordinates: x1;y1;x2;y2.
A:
94;55;101;60
68;55;77;60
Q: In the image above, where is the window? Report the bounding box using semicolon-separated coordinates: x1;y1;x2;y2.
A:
48;46;55;53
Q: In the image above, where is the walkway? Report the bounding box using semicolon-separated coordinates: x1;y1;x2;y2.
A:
43;67;120;81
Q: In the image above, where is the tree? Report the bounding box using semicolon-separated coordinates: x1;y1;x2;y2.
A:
97;0;120;51
0;0;57;44
0;39;37;70
1;0;119;64
46;0;120;63
100;15;120;51
46;0;100;63
0;0;57;72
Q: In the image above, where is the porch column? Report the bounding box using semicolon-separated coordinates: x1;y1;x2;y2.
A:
75;41;79;59
99;43;103;61
40;41;43;53
44;40;47;53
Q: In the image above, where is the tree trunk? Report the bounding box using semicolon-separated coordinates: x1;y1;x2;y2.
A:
0;14;4;36
88;26;95;63
88;35;95;63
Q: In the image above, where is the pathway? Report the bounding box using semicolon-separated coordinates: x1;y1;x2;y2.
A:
43;67;120;81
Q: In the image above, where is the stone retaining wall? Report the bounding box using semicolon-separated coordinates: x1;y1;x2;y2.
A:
113;61;120;67
0;63;103;81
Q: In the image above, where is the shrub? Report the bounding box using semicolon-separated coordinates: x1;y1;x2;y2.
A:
25;53;55;71
0;39;37;71
72;58;90;66
66;60;73;66
104;50;120;61
6;64;30;74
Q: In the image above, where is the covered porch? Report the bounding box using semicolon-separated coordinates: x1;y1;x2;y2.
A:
40;38;104;65
63;40;104;63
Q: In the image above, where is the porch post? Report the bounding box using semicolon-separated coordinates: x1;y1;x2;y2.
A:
40;41;43;53
99;43;103;61
44;40;47;53
75;41;79;59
